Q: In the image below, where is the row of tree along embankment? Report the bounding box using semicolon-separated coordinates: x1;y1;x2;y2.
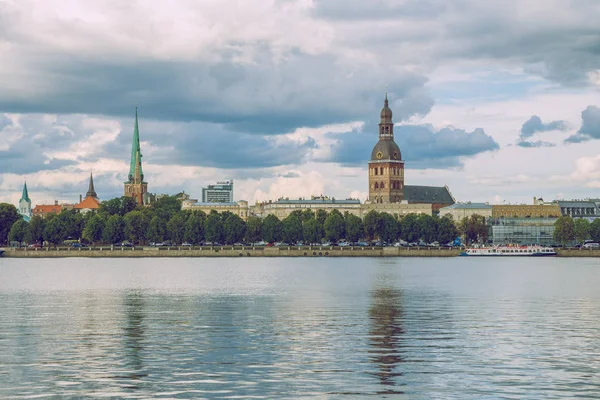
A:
4;246;461;257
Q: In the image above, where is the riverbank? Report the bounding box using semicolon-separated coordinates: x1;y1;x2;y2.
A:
2;246;600;257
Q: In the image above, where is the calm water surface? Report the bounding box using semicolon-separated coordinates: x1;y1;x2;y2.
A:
1;257;599;399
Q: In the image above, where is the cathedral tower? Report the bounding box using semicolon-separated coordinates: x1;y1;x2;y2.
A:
368;94;404;203
18;182;32;221
124;108;148;205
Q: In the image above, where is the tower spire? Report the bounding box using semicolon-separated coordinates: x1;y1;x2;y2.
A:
128;107;143;182
21;181;30;202
86;173;97;198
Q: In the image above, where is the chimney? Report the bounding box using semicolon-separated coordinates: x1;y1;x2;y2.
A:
80;194;82;203
533;197;537;205
54;200;58;205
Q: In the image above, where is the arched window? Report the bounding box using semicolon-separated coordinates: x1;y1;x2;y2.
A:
380;182;385;189
380;167;383;175
374;182;379;189
374;168;378;176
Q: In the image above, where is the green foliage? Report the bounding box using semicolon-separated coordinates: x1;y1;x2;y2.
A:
282;213;303;244
301;209;315;222
415;214;438;243
223;214;246;244
244;216;262;244
184;213;204;244
262;214;282;243
315;209;328;226
324;209;345;243
124;211;149;244
103;215;125;244
100;196;138;216
43;217;64;244
573;218;591;244
458;214;488;244
151;196;182;221
167;214;186;244
363;210;380;241
0;203;21;245
590;219;600;242
82;214;105;243
399;213;419;242
345;214;364;243
204;212;223;243
147;216;167;244
302;218;321;244
24;216;46;244
9;220;28;244
437;215;458;244
378;213;398;243
553;216;575;246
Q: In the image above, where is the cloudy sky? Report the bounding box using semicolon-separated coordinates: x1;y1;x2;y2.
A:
1;0;600;207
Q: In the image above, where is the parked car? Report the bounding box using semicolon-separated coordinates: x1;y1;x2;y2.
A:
338;241;350;247
356;241;369;247
121;241;133;247
583;242;600;249
181;242;192;246
71;243;88;248
28;243;42;248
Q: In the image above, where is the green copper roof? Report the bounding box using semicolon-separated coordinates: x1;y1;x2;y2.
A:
20;181;30;203
128;108;144;182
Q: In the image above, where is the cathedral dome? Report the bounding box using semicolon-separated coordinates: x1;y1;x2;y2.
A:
371;139;402;161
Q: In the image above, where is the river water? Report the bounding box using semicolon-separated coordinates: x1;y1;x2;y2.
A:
0;257;599;399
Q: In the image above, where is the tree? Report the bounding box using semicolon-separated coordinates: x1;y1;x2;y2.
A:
147;216;167;244
167;214;186;244
56;210;83;240
204;212;223;244
301;209;315;222
399;213;419;243
184;213;204;244
103;215;125;244
100;196;138;216
363;210;380;241
124;211;149;244
24;216;46;244
378;213;398;243
244;216;262;244
324;209;345;243
415;214;438;244
82;214;106;244
303;218;321;244
151;196;182;221
8;220;28;245
458;214;488;244
262;214;282;243
590;219;600;243
553;216;575;246
345;214;364;243
574;218;591;244
0;203;21;245
282;213;303;244
437;215;458;244
315;209;328;226
43;217;64;244
223;214;246;244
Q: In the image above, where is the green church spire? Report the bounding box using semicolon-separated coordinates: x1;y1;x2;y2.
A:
128;108;144;182
20;181;30;203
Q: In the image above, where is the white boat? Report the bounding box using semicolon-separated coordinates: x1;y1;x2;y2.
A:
460;245;556;257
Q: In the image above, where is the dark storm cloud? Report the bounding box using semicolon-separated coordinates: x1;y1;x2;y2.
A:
520;115;566;138
565;105;600;143
325;124;499;168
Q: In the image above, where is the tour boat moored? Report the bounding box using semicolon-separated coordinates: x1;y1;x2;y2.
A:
460;245;556;256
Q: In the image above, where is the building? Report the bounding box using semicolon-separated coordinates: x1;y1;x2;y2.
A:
557;200;600;219
368;94;404;204
489;217;558;245
124;109;148;205
74;173;100;214
404;185;455;213
32;202;62;218
492;204;561;218
439;202;492;221
182;199;249;220
202;180;234;203
18;182;32;222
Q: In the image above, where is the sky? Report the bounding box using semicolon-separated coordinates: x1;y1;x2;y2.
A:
1;0;600;207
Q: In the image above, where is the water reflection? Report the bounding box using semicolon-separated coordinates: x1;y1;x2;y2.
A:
368;286;404;394
121;291;147;384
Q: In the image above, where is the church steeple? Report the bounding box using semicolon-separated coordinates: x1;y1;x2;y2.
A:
20;181;30;203
86;173;97;199
379;94;394;139
128;107;144;183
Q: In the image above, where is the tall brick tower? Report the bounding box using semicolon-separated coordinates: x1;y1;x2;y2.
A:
368;94;404;203
124;108;148;205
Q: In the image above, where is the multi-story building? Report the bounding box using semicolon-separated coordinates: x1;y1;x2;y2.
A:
492;204;561;218
32;202;62;218
557;200;600;219
439;202;492;221
124;109;148;205
18;182;32;222
181;199;249;220
202;180;234;203
489;217;558;245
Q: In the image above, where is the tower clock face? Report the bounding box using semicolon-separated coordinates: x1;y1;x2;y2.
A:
376;151;383;159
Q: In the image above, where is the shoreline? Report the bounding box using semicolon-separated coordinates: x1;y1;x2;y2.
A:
2;247;599;258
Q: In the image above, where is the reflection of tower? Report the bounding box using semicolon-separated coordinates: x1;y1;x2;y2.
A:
122;291;146;380
368;287;404;393
124;108;148;205
368;94;404;203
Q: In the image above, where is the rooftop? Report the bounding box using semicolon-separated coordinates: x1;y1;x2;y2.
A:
442;202;492;210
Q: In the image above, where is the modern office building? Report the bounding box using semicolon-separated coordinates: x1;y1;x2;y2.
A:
202;180;234;203
489;217;558;245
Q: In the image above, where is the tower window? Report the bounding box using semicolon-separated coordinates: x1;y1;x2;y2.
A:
374;168;378;176
380;167;383;175
375;182;379;189
380;182;385;189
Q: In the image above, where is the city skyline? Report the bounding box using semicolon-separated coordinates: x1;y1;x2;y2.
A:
1;1;600;206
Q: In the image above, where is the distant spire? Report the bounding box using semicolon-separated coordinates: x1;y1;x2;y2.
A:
20;181;30;203
128;107;143;182
86;173;97;198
